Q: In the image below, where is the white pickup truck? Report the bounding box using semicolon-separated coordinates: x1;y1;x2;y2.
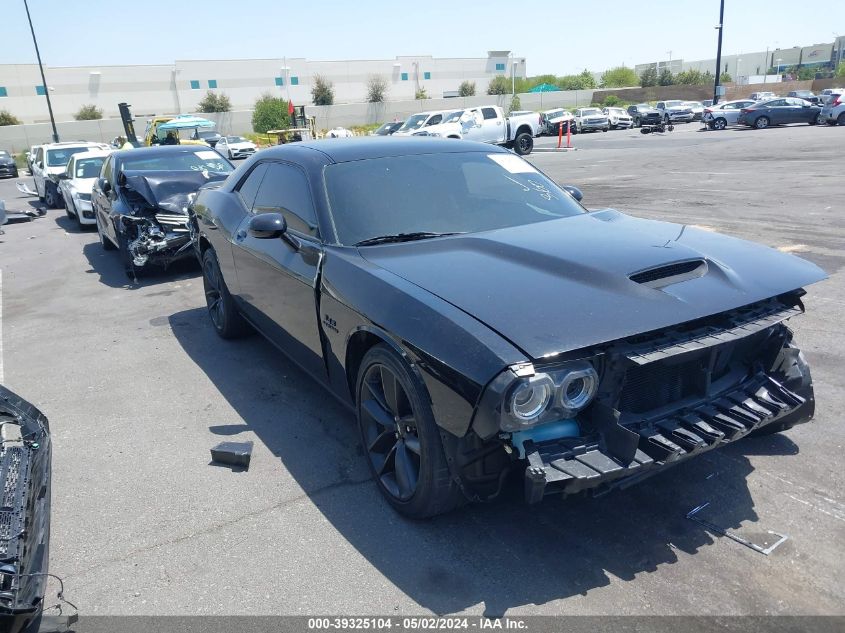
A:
409;105;539;155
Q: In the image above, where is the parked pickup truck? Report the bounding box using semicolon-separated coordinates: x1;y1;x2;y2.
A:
656;100;695;124
410;105;539;155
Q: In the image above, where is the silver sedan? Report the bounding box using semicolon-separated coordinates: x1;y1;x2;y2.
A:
703;99;757;130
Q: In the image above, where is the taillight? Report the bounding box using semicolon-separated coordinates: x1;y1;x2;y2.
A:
703;108;712;114
741;108;751;113
834;97;842;106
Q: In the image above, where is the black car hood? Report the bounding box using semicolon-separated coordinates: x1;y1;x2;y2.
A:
0;156;14;166
361;210;827;360
123;170;229;214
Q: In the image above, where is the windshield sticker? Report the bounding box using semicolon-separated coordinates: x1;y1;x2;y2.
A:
488;154;538;174
195;150;220;160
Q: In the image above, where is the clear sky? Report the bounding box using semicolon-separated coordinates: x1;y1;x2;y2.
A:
5;0;843;75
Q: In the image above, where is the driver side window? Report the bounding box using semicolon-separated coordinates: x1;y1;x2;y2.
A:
251;162;319;238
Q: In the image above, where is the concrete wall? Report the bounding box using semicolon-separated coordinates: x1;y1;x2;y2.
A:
0;90;596;153
0;54;528;124
592;80;826;105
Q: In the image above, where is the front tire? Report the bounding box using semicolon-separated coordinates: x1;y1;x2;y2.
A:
44;182;61;208
202;248;252;339
96;215;116;250
356;344;463;518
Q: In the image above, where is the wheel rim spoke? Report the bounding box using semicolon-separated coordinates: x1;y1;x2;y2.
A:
403;434;421;456
362;398;394;431
394;440;418;500
380;366;400;416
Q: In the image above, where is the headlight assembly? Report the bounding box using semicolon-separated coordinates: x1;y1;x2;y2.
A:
500;360;600;431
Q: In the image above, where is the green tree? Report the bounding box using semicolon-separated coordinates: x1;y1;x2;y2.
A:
602;95;622;107
415;87;428;100
836;62;845;77
601;66;639;88
640;66;658;87
197;91;231;112
719;72;732;83
577;69;597;89
487;76;510;95
74;104;103;120
795;66;815;80
0;110;22;126
366;75;388;103
311;75;334;106
675;69;707;85
458;80;476;97
251;93;291;133
658;68;675;85
508;94;522;113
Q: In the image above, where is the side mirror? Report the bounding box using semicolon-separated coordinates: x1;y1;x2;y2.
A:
98;178;111;194
562;185;583;202
248;212;287;239
37;161;43;169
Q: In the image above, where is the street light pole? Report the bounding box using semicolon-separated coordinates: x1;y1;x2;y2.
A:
511;53;515;96
23;0;58;142
712;0;725;105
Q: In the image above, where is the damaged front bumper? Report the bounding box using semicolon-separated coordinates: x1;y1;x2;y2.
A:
523;372;812;503
509;297;817;503
0;385;51;630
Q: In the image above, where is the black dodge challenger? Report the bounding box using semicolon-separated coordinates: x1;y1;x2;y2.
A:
190;137;826;518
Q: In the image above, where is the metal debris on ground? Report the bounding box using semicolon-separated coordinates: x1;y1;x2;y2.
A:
686;502;789;555
210;441;253;468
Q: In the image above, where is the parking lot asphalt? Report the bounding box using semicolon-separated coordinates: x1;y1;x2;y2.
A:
0;123;843;617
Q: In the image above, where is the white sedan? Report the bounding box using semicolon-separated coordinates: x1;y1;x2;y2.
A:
59;149;111;227
702;99;757;130
215;136;258;160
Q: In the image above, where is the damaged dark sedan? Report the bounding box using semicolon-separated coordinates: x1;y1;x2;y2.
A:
0;385;51;632
190;138;826;518
92;145;233;278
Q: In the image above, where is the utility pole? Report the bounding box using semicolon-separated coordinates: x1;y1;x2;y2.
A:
712;0;725;105
23;0;58;142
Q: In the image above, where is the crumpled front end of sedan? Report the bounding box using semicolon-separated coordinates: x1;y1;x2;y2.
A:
0;385;51;631
471;292;816;504
119;171;225;271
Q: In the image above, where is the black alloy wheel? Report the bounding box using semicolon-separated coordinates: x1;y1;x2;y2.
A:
356;345;463;518
201;248;252;339
513;132;533;155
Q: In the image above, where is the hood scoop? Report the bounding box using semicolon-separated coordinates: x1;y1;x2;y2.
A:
629;259;707;288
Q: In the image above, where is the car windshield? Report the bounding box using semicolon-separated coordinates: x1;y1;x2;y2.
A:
683;101;702;107
442;111;464;123
0;151;9;158
545;109;565;119
664;101;683;107
398;114;429;131
607;108;625;115
120;149;233;173
325;151;586;246
198;131;218;138
580;109;601;116
74;157;105;178
46;147;92;167
226;136;246;142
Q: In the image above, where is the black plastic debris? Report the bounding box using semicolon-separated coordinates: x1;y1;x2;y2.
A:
211;441;253;468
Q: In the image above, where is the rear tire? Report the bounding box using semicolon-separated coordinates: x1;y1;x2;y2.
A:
513;132;533;156
714;117;727;130
754;116;770;129
356;344;464;518
202;248;252;339
837;113;845;126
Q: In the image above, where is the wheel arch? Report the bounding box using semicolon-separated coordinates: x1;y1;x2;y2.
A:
514;124;533;138
345;326;414;403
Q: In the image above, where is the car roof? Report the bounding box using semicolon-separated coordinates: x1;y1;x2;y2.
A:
42;141;106;150
262;137;510;163
68;149;112;160
111;145;219;161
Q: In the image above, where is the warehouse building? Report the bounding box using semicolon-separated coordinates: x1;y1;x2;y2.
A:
0;52;527;124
